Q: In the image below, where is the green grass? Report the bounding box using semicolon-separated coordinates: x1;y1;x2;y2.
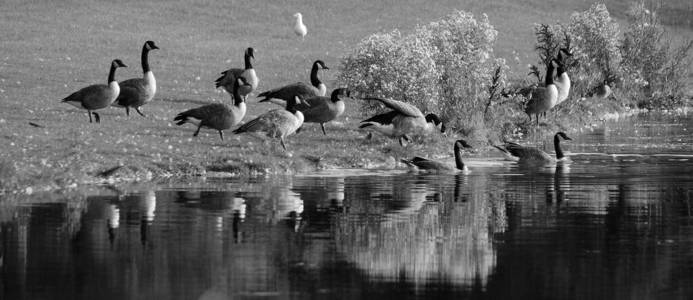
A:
0;0;691;192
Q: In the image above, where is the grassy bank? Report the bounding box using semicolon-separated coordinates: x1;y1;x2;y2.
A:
0;0;691;193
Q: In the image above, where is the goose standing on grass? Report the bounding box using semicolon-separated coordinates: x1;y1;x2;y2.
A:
61;59;127;123
233;95;308;151
215;47;258;100
359;97;445;146
524;59;558;125
293;13;307;41
258;60;329;105
401;140;473;173
494;132;572;164
298;88;350;135
113;40;159;117
173;76;251;140
554;48;572;105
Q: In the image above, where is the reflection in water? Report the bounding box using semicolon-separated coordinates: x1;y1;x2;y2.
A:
2;114;693;299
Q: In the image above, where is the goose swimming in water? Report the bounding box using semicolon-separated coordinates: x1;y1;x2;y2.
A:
494;132;572;164
401;139;473;173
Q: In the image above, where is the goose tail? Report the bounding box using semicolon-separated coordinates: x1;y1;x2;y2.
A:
173;112;190;126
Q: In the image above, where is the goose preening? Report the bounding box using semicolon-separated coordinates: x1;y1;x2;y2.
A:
293;13;307;40
233;95;308;151
401;139;473;173
113;40;159;117
555;48;572;105
359;97;445;146
257;60;329;105
61;59;127;123
524;59;558;125
174;76;250;140
215;47;258;99
298;88;350;135
494;131;572;164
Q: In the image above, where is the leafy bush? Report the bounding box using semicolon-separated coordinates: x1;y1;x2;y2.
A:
620;1;693;109
338;10;510;137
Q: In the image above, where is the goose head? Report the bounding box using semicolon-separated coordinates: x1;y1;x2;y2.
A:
293;12;303;20
555;131;572;141
144;40;159;51
557;48;572;61
233;76;251;102
330;88;350;101
315;60;329;70
245;47;255;60
112;59;127;69
455;139;473;149
424;113;446;133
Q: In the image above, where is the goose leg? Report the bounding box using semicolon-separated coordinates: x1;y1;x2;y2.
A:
280;137;288;151
320;123;327;135
193;124;202;137
125;107;130;116
218;130;224;141
135;108;146;117
93;112;101;123
88;111;93;123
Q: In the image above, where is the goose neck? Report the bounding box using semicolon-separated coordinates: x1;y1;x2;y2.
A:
310;63;322;87
244;52;253;70
454;143;466;170
554;134;565;159
108;63;118;83
141;44;151;73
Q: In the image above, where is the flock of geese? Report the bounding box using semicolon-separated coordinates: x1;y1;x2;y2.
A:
59;35;577;174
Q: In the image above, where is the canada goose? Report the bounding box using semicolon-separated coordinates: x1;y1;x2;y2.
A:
233;95;308;151
293;13;307;40
555;48;572;105
174;76;250;140
61;59;127;123
215;47;258;99
401;139;473;173
359;97;445;146
113;40;159;117
257;60;329;105
298;88;350;135
524;59;558;125
494;132;572;163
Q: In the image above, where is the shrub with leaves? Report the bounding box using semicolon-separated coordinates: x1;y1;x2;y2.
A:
338;30;440;114
620;1;693;109
339;10;510;138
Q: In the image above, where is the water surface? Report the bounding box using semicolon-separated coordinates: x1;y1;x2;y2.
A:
2;113;693;299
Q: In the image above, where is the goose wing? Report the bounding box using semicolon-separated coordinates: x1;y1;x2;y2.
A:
114;78;147;106
174;103;229;123
258;82;319;102
401;157;452;171
363;97;423;118
360;110;399;125
233;109;294;137
62;84;114;109
504;142;552;162
215;68;243;90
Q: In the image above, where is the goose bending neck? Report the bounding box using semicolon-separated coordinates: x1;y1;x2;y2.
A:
545;62;555;86
310;62;322;88
232;80;243;106
141;44;152;73
554;134;566;159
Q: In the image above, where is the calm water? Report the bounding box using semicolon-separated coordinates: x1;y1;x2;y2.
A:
2;113;693;300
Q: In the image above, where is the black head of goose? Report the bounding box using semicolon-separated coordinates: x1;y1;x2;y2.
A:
233;94;309;151
401;139;473;173
524;59;559;125
114;40;159;117
61;59;127;123
174;76;250;140
496;131;572;164
424;113;446;133
215;47;258;97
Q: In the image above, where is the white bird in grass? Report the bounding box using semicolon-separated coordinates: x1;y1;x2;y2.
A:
61;59;127;123
293;13;307;41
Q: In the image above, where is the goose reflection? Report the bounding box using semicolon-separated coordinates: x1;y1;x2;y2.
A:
334;174;503;288
547;162;571;203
